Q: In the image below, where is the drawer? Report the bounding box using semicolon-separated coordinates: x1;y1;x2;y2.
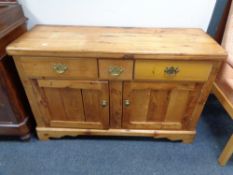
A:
135;60;212;81
18;57;98;79
99;60;133;80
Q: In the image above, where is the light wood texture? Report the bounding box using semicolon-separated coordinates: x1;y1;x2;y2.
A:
30;79;109;129
186;62;222;130
42;80;109;129
38;80;104;90
99;60;133;80
212;83;233;166
14;57;48;126
135;60;212;81
7;25;226;60
17;57;98;79
213;82;233;119
36;127;196;143
218;134;233;166
7;26;226;142
122;82;198;130
109;81;122;128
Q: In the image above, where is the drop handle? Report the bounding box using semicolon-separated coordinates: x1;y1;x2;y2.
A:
101;100;108;107
108;66;124;76
124;100;130;107
53;63;68;74
164;66;179;76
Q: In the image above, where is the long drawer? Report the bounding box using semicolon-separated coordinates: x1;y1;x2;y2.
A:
134;60;212;81
18;57;98;79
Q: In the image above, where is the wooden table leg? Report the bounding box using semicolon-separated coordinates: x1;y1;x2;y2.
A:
218;134;233;166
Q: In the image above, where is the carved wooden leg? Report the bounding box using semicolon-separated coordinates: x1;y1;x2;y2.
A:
37;132;49;141
218;134;233;166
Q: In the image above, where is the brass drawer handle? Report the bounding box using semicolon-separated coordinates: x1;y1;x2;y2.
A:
124;99;130;107
101;100;108;107
164;66;179;76
108;66;124;76
53;64;68;74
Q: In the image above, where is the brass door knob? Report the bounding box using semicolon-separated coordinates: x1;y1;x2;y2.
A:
108;66;124;76
53;63;68;74
101;100;108;107
124;99;130;107
164;66;179;76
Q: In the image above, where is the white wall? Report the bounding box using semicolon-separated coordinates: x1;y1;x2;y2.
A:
18;0;216;31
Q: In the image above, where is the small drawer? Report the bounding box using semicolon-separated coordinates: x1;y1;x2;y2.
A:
18;57;98;79
99;60;133;80
135;60;212;81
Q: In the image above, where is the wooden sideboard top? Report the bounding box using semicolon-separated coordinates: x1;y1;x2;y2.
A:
7;25;227;60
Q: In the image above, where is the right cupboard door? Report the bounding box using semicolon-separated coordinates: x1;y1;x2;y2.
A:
122;82;201;130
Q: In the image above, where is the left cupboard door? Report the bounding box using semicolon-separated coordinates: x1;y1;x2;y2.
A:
31;80;109;129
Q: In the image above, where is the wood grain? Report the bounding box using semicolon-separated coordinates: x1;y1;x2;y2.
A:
164;89;189;123
17;57;98;79
35;79;109;129
187;62;222;129
109;81;122;128
99;59;133;80
212;82;233;120
147;90;168;122
135;60;213;81
61;89;85;121
37;126;196;143
7;25;227;60
122;82;195;130
218;134;233;166
9;25;226;142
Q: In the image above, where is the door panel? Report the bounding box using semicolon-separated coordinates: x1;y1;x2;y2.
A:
82;89;102;122
61;89;85;121
128;89;151;122
122;82;199;130
32;80;109;129
164;90;189;123
147;90;169;122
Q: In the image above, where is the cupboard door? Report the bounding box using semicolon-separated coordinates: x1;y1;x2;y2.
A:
32;80;109;129
122;82;200;130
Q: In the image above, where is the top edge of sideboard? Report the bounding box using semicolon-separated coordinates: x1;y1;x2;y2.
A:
6;25;227;60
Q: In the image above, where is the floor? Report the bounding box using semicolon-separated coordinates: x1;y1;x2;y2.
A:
0;95;232;175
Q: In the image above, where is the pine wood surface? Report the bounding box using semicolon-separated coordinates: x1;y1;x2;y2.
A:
7;25;226;142
135;60;213;81
7;25;226;60
218;134;233;166
99;60;133;80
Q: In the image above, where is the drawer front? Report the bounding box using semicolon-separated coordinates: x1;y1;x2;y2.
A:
135;60;212;81
19;57;98;79
99;60;133;80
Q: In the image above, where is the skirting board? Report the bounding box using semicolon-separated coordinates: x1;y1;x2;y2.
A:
36;127;196;144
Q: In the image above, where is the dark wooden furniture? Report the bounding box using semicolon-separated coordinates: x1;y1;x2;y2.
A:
0;4;30;139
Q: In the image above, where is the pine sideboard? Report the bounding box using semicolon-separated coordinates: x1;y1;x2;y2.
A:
7;25;226;142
